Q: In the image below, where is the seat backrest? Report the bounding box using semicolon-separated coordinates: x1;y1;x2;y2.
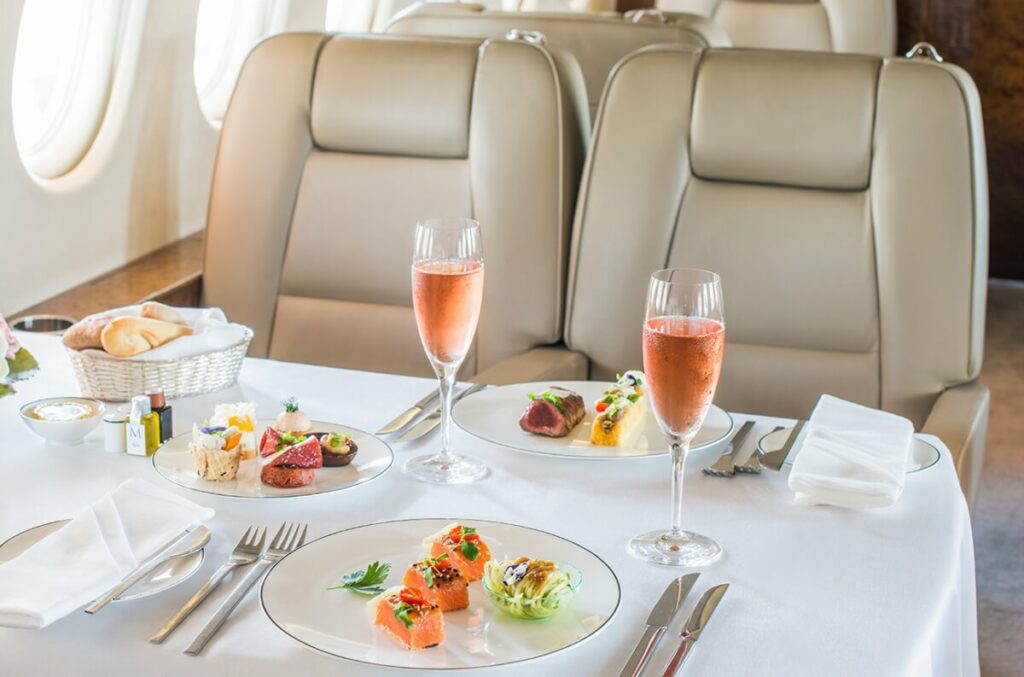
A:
656;0;896;55
202;34;587;378
566;47;987;427
387;2;729;119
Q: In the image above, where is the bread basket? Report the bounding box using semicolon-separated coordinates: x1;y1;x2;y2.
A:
66;327;253;402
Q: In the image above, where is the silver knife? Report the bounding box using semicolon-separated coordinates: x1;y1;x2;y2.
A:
396;383;486;442
375;389;440;435
84;525;211;614
662;584;729;676
618;573;700;677
761;420;806;471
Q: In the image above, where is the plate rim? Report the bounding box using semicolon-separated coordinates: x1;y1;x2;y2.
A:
757;426;942;474
452;381;734;461
259;516;623;672
151;420;395;499
0;519;206;602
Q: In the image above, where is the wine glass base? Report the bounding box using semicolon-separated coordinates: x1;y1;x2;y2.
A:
404;453;487;485
628;529;722;567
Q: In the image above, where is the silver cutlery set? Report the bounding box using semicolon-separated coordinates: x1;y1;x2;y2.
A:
621;573;729;677
703;419;803;477
376;382;485;442
84;522;308;655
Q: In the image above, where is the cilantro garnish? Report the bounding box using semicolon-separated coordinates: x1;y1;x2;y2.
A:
421;554;449;588
327;560;391;595
460;539;480;561
392;602;414;629
462;526;476;536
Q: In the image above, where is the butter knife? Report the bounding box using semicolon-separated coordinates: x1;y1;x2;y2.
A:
662;584;729;676
618;573;700;677
375;389;439;435
396;383;486;442
84;525;211;614
761;420;806;471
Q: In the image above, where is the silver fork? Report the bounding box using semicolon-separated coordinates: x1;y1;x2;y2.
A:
737;426;784;474
150;526;266;644
703;420;755;477
184;523;308;656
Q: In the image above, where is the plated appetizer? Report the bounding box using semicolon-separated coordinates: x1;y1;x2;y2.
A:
259;427;322;488
483;557;580;620
423;523;492;582
275;397;312;434
210;402;257;459
190;424;242;481
370;586;445;650
403;554;469;612
320;432;359;467
591;371;647;448
519;387;585;438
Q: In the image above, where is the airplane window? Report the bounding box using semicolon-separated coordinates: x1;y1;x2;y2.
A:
193;0;281;125
11;0;124;179
325;0;377;33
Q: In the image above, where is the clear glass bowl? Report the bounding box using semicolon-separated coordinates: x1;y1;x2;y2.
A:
482;563;582;620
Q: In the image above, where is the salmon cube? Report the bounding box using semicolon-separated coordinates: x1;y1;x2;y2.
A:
402;557;469;612
373;588;444;650
426;524;491;582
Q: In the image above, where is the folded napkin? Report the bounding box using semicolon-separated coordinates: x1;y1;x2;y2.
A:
0;479;214;628
788;395;914;510
79;305;249;361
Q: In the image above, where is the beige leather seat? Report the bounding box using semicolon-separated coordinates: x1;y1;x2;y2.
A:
387;3;729;119
202;34;588;382
656;0;896;55
565;46;988;505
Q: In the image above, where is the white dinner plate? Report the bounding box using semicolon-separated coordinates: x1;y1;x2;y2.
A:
452;381;733;459
152;420;393;498
261;518;620;671
758;426;942;473
0;520;204;601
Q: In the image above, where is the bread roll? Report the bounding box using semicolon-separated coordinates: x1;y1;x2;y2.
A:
139;302;187;325
62;317;109;350
100;317;193;357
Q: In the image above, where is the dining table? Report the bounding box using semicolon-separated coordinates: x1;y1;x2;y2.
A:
0;333;979;676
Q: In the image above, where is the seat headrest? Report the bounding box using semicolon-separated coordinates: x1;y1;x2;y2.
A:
690;49;881;190
311;36;481;158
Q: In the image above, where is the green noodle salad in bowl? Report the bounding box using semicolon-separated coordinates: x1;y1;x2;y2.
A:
483;557;582;620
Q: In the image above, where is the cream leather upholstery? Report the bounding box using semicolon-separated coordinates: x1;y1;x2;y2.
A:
387;3;729;119
656;0;896;55
566;47;988;504
203;34;587;380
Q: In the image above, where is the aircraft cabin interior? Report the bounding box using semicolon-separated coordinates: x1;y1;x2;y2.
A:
0;1;1020;675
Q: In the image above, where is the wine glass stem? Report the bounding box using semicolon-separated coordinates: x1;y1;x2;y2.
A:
669;439;690;540
437;364;457;462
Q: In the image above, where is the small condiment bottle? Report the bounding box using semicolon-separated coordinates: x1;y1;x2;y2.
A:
126;395;160;457
146;388;173;443
103;409;128;453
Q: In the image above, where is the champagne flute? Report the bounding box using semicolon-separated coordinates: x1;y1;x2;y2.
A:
631;268;726;566
405;217;487;484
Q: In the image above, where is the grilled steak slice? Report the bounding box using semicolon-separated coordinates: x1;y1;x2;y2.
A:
518;387;586;437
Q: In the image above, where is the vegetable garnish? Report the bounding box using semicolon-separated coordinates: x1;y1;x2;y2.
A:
326;432;350;448
392;588;428;628
283;397;300;413
421;554;449;588
327;560;391;595
527;390;565;412
276;431;309;449
445;525;481;561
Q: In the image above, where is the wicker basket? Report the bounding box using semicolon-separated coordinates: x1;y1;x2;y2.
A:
67;328;254;402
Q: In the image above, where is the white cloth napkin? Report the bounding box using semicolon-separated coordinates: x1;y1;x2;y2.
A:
77;305;248;361
788;395;914;509
0;479;214;628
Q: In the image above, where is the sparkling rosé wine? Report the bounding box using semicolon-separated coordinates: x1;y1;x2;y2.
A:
412;260;484;365
642;316;725;435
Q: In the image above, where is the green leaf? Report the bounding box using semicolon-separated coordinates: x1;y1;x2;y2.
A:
283;397;299;413
393;602;414;629
527;392;537;401
460;539;480;561
327;560;391;595
7;347;38;377
423;567;434;588
0;383;13;398
541;391;564;412
461;526;476;536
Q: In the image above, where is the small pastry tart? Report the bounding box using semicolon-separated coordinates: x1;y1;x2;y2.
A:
319;432;359;467
190;424;242;481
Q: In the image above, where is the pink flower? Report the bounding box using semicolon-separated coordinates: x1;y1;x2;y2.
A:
0;314;21;360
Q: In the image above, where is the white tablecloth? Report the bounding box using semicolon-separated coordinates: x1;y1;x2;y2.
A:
0;334;979;676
